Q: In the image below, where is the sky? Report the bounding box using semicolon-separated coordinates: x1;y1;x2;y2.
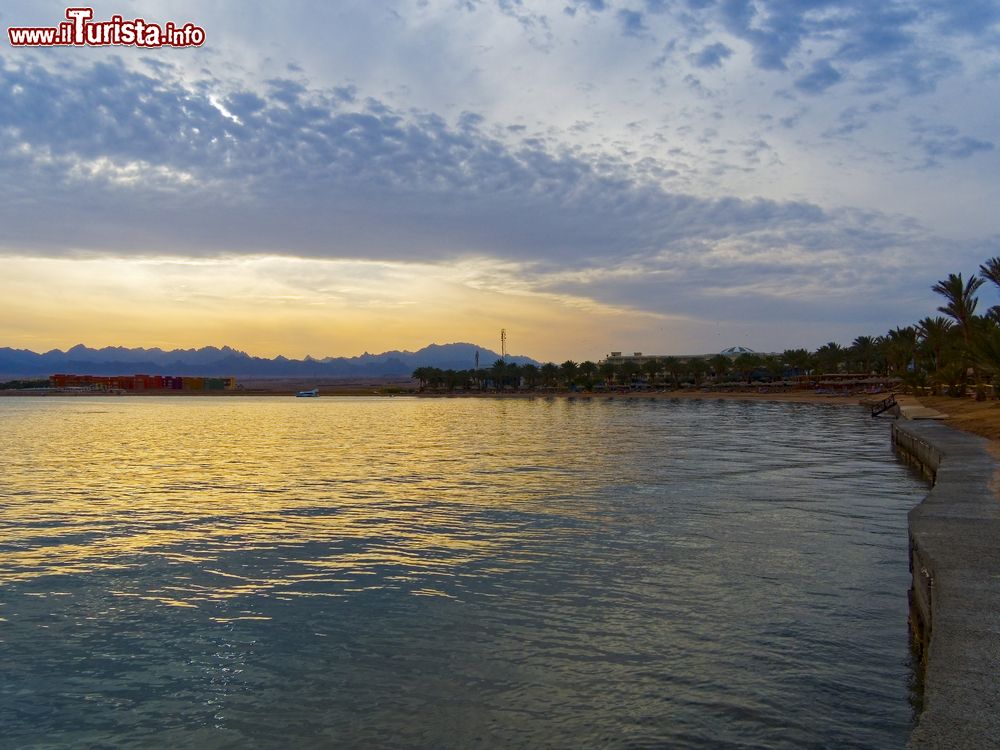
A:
1;0;998;361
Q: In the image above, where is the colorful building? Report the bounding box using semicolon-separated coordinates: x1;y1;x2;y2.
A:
50;373;237;391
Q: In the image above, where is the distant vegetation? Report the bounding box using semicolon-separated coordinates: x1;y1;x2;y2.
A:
0;379;50;390
413;257;1000;397
413;352;840;393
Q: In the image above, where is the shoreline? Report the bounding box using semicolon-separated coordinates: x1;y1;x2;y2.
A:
0;387;873;407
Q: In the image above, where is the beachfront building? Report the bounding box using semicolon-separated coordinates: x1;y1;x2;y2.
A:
50;374;237;391
601;346;771;366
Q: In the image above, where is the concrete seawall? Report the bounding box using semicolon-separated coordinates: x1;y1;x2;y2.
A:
891;420;1000;749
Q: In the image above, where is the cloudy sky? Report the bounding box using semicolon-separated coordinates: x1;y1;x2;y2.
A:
1;0;998;360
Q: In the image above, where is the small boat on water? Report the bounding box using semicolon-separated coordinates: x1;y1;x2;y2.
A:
296;388;319;397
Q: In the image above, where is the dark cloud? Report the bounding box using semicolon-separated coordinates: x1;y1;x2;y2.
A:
332;85;357;103
935;136;994;159
673;1;978;96
537;208;965;332
617;9;648;37
718;0;804;71
794;59;843;94
265;79;308;106
909;119;995;167
492;0;553;44
225;92;266;118
0;54;839;269
689;41;733;69
821;106;869;139
854;50;961;95
564;0;606;15
0;50;918;330
778;107;808;129
926;0;1000;35
834;7;918;62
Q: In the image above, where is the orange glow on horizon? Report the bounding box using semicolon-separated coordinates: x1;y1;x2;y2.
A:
0;255;672;362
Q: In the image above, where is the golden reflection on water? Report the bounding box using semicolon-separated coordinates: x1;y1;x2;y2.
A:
0;397;619;603
0;396;931;748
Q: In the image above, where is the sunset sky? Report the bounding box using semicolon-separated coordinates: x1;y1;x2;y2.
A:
1;1;998;360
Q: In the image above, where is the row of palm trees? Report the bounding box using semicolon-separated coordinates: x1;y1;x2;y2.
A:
413;347;849;393
412;257;1000;395
920;258;1000;396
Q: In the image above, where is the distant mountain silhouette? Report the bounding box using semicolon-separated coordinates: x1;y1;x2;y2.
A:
0;343;539;379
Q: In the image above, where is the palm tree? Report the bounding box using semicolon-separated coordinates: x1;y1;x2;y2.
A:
782;349;812;377
560;360;578;388
761;354;785;381
813;342;844;374
974;320;1000;394
521;363;540;389
916;316;954;373
708;354;731;383
505;362;522;389
686;358;708;385
412;366;432;389
598;360;616;387
616;361;641;387
578;361;598;389
849;336;877;373
933;273;983;350
979;257;1000;290
661;356;685;388
490;359;507;390
734;352;762;383
425;367;445;389
540;362;560;388
641;358;661;386
978;258;1000;347
882;327;918;377
933;272;984;395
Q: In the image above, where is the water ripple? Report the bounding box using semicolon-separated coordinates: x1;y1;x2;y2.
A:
0;396;926;748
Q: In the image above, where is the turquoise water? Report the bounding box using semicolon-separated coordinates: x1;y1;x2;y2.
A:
0;396;925;748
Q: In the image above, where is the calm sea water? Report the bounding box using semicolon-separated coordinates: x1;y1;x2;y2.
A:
0;396;925;749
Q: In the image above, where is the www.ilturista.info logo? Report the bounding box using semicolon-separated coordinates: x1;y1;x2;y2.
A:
8;7;205;48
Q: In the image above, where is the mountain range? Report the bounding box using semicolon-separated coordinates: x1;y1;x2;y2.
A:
0;343;539;379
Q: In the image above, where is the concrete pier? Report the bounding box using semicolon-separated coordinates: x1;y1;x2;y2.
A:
891;420;1000;749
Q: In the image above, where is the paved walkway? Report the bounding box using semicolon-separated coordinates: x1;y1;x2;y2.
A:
892;420;1000;749
895;394;948;420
